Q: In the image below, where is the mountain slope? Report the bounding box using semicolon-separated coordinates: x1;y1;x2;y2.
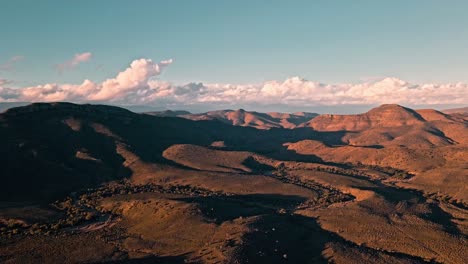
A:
442;106;468;114
303;104;425;131
180;109;318;129
0;103;223;201
0;103;323;202
1;102;466;203
145;110;191;117
301;104;467;148
1;102;467;264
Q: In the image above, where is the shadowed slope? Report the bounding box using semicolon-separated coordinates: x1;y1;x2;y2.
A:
1;102;466;203
180;109;318;129
1;102;467;264
0;103;326;202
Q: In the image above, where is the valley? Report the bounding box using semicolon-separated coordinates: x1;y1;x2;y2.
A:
0;103;466;263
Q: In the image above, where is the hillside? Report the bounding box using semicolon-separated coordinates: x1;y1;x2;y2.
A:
0;103;322;201
443;106;468;114
0;102;467;264
304;104;425;130
145;110;191;117
300;104;467;147
175;109;318;129
1;103;466;202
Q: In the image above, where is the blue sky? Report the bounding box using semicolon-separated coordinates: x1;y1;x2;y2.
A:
0;1;467;112
2;0;468;84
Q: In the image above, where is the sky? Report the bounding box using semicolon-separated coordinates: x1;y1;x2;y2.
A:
1;0;467;113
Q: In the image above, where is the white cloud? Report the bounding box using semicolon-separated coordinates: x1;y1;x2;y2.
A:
56;52;92;72
1;58;467;108
88;58;171;101
1;58;173;103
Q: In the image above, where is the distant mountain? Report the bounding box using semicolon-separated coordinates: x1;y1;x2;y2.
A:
118;104;166;113
300;104;467;147
0;102;168;114
303;104;425;131
442;106;468;114
145;110;191;117
181;109;318;129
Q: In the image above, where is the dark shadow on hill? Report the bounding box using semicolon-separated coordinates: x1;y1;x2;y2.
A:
175;193;430;263
174;194;330;262
112;116;350;165
237;214;330;263
0;103;356;203
64;108;353;168
238;213;430;264
354;183;462;236
1;103;351;162
175;194;307;224
0;110;132;203
242;156;276;173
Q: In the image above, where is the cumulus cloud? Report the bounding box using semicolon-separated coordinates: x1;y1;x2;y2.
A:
56;52;92;72
0;58;173;103
0;56;24;71
1;58;467;108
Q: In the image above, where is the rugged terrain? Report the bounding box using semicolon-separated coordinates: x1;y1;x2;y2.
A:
0;102;466;263
148;109;318;129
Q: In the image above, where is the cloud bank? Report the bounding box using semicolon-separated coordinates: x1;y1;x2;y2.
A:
0;58;467;109
56;52;92;72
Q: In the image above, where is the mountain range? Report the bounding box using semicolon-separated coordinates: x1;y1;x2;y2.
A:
0;102;467;263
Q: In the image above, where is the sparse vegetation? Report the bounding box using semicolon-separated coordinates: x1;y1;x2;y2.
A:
1;103;466;263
